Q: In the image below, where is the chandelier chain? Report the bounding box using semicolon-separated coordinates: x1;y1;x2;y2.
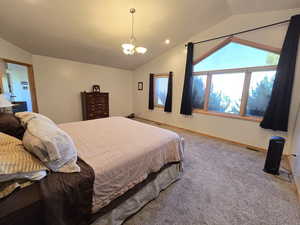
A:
131;11;135;41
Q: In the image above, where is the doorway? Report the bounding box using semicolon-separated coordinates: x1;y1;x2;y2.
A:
0;59;38;113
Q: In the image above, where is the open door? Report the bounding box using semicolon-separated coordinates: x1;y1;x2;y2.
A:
0;59;38;113
0;59;5;93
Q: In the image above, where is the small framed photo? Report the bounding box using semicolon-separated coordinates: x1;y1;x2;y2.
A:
138;82;143;91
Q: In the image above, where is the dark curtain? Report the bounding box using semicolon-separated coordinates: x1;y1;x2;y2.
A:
260;14;300;131
148;73;154;110
164;71;173;112
180;42;194;115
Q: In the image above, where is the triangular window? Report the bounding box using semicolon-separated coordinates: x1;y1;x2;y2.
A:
193;38;280;72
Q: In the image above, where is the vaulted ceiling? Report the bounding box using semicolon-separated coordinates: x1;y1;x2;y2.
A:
0;0;299;70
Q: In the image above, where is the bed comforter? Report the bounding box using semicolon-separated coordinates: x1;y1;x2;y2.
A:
59;117;184;212
0;158;94;225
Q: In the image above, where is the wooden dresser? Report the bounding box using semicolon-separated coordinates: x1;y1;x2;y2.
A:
81;91;109;120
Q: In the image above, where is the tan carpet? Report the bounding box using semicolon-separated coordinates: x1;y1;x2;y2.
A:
124;119;300;225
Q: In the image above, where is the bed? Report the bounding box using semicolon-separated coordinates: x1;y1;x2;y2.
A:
0;116;184;225
59;117;184;224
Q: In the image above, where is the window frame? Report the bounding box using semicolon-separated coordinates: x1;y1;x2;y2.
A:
192;37;280;122
193;66;277;122
153;74;169;108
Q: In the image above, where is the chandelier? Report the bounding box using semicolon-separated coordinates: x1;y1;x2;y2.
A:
122;8;147;55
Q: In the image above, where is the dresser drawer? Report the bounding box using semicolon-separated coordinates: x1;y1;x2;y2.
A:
87;112;109;120
87;98;107;105
87;105;108;113
81;91;109;120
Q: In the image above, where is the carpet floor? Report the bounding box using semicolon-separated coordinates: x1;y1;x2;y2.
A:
124;119;300;225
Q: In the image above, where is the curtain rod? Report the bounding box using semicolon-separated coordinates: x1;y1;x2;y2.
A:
186;19;290;46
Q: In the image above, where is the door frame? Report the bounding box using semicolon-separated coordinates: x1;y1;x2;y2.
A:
1;58;39;113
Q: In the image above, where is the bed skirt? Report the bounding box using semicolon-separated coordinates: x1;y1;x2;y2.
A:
90;162;182;225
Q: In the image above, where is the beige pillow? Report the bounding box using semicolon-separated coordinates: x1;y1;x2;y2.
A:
0;133;47;199
0;132;47;182
15;112;55;127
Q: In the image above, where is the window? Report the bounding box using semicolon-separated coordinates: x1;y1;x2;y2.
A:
154;75;168;107
246;71;276;117
192;75;207;109
192;37;280;121
193;41;279;72
208;73;245;114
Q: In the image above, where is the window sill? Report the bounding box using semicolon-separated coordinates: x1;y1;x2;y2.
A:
154;105;164;109
193;109;262;122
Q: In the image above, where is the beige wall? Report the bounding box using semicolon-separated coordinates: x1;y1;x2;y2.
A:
0;38;134;123
290;106;300;195
132;9;300;152
288;39;300;195
32;55;133;123
0;37;32;64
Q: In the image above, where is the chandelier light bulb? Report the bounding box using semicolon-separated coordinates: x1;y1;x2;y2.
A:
122;43;135;51
136;47;147;54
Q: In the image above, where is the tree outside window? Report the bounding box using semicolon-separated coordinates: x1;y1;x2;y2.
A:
192;37;280;119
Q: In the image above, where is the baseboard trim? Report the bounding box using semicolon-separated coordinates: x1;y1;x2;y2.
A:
136;117;300;202
136;117;300;203
136;116;267;153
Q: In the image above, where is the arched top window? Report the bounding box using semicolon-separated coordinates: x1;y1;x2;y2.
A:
192;37;280;121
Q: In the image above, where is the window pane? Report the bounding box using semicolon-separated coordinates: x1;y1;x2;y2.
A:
246;71;276;117
194;42;279;72
154;77;168;106
208;73;245;114
192;75;207;109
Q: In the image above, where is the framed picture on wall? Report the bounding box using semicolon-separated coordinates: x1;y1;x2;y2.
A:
138;82;143;91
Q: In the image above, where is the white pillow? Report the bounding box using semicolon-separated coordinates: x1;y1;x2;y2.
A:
22;117;80;173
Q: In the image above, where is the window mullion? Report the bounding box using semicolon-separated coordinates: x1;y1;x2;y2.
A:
204;73;212;111
240;71;251;116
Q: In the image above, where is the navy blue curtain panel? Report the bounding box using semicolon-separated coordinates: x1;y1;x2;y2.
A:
180;42;194;115
164;71;173;112
148;73;154;110
260;14;300;131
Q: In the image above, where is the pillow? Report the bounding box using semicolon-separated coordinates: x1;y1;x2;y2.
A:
15;112;55;127
0;132;47;183
22;117;80;173
0;112;25;140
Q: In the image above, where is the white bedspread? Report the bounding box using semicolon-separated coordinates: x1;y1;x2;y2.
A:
59;117;184;212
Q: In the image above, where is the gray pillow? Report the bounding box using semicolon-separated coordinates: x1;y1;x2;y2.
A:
22;118;80;173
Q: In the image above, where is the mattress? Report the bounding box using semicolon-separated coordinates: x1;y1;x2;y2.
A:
59;117;184;213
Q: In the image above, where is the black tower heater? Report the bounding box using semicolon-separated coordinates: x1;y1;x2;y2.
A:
263;136;285;175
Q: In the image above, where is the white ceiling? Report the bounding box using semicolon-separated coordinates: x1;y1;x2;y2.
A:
226;0;300;14
0;0;299;70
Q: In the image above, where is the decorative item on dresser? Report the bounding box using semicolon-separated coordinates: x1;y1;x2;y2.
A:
81;91;109;120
